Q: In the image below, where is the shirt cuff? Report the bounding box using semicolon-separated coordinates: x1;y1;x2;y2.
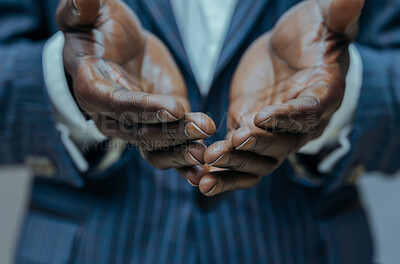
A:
296;44;363;173
42;32;124;173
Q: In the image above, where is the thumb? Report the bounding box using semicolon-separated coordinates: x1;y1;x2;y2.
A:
318;0;364;34
56;0;101;31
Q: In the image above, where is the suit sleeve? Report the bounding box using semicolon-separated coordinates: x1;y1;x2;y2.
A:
0;0;86;187
320;0;400;192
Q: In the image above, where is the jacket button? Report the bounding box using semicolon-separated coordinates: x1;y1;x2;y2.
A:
25;156;56;178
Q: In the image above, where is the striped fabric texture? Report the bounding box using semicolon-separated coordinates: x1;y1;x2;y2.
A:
1;0;399;263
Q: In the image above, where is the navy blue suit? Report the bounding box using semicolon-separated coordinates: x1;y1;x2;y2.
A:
1;0;400;263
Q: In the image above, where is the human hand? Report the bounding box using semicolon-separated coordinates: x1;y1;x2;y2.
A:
57;0;215;182
200;0;364;196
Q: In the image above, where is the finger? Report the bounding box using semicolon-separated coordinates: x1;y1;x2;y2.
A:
56;0;101;30
95;113;216;150
177;165;210;187
318;0;365;34
254;103;320;134
254;84;340;133
199;171;261;197
141;141;207;170
75;58;186;124
107;88;186;124
204;141;279;176
227;96;257;131
232;126;307;160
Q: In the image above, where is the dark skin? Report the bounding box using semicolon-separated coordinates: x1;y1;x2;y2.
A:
57;0;364;195
200;0;365;196
57;0;216;184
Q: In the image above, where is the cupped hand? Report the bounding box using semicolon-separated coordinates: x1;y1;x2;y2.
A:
57;0;216;183
200;0;364;196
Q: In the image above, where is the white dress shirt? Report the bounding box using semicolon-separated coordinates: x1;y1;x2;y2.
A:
170;0;237;94
42;0;362;173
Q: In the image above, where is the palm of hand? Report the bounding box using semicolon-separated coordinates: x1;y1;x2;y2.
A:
57;0;364;196
57;0;217;188
229;0;351;134
59;0;189;116
200;0;363;197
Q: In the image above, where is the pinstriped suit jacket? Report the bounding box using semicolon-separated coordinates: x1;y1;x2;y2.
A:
1;0;400;263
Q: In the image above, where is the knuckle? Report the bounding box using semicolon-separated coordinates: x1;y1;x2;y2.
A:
156;129;175;148
165;126;183;145
224;177;236;192
258;138;273;153
156;163;170;170
172;148;188;167
232;157;248;171
288;119;302;133
109;88;132;122
150;159;168;170
255;160;275;176
170;157;183;168
140;94;165;115
141;94;154;108
277;144;297;160
138;94;158;122
306;96;323;120
133;128;150;148
140;150;168;170
157;131;169;144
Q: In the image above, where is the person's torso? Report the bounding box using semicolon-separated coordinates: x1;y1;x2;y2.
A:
16;1;372;263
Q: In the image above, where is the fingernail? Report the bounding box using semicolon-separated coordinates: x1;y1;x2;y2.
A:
187;178;199;187
184;122;210;139
236;136;257;150
209;153;229;167
258;117;278;129
185;166;205;187
184;152;203;166
72;0;78;10
157;109;179;122
71;0;81;15
205;183;219;196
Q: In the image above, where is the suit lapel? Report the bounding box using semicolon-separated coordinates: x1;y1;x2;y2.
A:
139;0;270;93
139;0;195;80
214;0;270;78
